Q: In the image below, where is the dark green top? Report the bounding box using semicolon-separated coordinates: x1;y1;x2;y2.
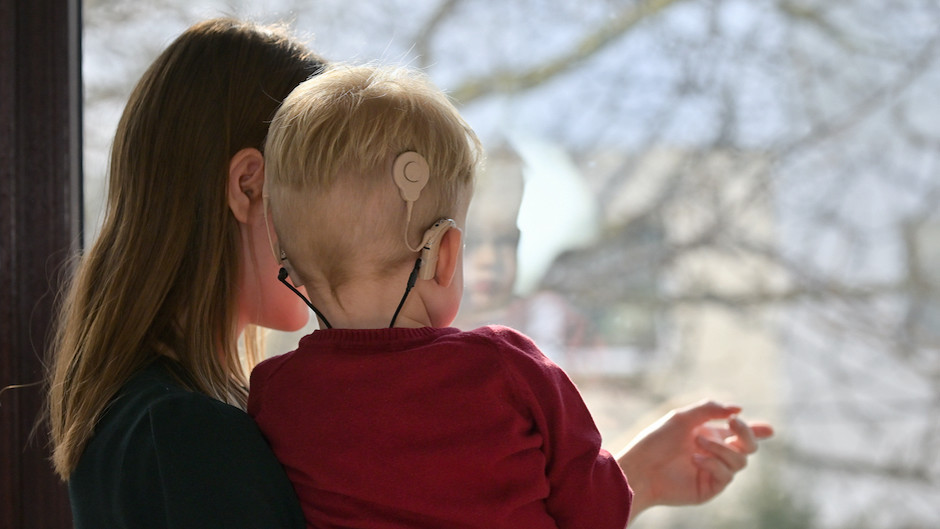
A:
69;359;305;529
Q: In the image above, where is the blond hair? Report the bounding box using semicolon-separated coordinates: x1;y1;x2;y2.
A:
46;18;326;479
265;64;482;292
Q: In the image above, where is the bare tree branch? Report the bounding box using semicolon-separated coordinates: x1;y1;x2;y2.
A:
778;30;940;158
774;441;935;483
449;0;692;104
777;1;864;53
414;0;462;69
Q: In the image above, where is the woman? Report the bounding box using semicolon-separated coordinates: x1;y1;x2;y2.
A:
47;16;769;529
47;18;324;528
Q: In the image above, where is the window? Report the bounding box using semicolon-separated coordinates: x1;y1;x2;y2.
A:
84;1;940;527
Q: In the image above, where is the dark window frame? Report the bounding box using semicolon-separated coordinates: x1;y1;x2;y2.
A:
0;0;82;526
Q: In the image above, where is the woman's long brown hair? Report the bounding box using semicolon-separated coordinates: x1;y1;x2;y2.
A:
47;18;325;479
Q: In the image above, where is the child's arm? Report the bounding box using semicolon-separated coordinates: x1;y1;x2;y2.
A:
615;400;773;524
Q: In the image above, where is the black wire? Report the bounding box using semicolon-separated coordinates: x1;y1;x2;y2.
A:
389;258;422;328
278;258;422;330
278;267;333;329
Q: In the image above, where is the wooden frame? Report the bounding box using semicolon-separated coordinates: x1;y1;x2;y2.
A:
0;0;82;526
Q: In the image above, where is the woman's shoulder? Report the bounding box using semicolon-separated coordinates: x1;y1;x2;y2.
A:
70;359;304;529
100;359;250;439
91;359;281;473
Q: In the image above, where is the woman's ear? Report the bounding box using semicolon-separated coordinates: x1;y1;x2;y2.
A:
228;148;265;224
434;226;463;288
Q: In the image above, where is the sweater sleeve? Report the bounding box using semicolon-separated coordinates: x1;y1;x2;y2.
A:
492;326;632;529
146;392;305;529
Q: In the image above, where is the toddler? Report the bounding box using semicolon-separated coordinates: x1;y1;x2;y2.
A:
251;64;633;528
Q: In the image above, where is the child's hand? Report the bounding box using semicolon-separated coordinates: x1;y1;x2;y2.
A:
616;400;774;523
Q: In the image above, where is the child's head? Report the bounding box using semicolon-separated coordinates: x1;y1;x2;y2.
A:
265;64;483;297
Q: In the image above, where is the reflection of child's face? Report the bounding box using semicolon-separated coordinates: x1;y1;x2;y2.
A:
463;229;519;312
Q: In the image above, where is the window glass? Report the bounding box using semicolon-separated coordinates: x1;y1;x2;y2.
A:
84;1;940;527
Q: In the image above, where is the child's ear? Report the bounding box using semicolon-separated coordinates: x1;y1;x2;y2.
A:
434;226;462;288
227;148;265;223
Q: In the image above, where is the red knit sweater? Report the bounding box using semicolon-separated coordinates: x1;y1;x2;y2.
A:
249;325;631;529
